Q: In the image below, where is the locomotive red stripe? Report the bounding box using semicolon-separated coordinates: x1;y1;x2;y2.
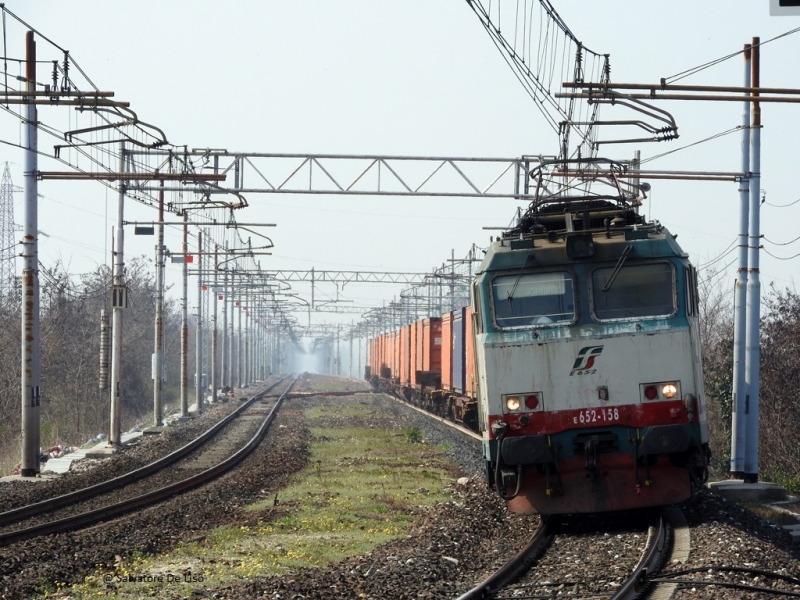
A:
486;400;690;438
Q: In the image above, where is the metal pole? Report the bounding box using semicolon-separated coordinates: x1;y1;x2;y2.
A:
268;315;274;376
450;249;455;313
438;266;443;316
253;315;260;381
211;247;218;401
20;31;40;475
180;211;189;417
195;230;203;413
730;44;751;477
276;327;281;374
109;141;126;446
230;278;236;388
237;294;243;388
744;37;762;482
244;289;250;386
221;268;228;392
260;319;265;379
153;181;165;426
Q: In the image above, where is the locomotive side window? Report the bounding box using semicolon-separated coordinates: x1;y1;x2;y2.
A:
685;264;699;317
491;272;575;328
592;263;675;320
472;280;483;333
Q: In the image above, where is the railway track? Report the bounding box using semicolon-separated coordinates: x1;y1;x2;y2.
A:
1;375;796;600
0;374;298;546
388;391;482;442
457;508;679;600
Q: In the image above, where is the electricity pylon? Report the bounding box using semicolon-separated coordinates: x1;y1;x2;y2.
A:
0;163;16;296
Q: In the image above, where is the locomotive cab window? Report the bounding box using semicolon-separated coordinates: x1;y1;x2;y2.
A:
592;262;675;320
491;271;575;328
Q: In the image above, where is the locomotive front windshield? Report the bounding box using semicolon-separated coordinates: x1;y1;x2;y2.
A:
592;263;675;320
492;272;575;327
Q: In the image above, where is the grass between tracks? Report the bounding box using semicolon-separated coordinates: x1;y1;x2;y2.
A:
50;396;458;599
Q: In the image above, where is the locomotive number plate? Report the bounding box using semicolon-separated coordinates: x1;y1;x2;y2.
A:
573;407;620;425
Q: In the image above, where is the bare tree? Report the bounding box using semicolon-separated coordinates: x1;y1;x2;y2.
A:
0;257;183;472
758;286;800;486
697;268;734;475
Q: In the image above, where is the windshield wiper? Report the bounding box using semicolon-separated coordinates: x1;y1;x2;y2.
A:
507;254;535;304
602;245;633;292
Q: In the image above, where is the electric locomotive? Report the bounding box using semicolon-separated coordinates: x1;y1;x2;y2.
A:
474;162;710;514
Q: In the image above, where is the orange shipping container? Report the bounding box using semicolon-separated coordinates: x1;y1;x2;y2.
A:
465;306;476;398
441;312;453;390
378;334;383;373
421;317;442;373
399;324;412;386
410;320;420;385
380;333;389;379
392;330;401;381
387;333;393;375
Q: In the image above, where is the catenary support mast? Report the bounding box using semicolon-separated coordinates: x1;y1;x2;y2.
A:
20;31;40;475
730;44;751;476
109;142;126;446
744;37;762;482
153;181;165;426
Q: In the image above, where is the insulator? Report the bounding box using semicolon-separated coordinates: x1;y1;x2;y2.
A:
99;309;110;391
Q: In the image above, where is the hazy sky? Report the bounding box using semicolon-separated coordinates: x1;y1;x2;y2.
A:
2;1;799;339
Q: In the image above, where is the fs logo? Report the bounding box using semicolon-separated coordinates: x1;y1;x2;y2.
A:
570;345;604;375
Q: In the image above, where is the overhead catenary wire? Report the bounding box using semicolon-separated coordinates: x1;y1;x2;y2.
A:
763;247;800;261
466;0;606;155
664;25;800;84
696;238;737;271
763;233;800;246
640;126;743;165
764;197;800;208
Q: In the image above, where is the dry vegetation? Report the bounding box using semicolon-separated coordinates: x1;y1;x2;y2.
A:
0;257;188;473
700;271;800;493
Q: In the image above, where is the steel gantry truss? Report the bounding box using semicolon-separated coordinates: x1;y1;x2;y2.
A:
265;269;430;285
124;150;555;200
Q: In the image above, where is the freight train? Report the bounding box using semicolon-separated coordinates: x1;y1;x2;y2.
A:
367;306;478;431
368;160;710;515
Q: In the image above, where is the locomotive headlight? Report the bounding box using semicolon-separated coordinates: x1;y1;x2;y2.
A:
503;392;542;413
641;381;681;401
662;383;678;398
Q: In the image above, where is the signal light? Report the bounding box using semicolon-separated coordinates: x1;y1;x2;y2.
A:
644;386;658;400
524;395;539;409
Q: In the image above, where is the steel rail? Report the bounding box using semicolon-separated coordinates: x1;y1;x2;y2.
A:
0;374;298;547
454;510;671;600
454;521;553;600
0;376;289;527
610;510;672;600
387;392;481;442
